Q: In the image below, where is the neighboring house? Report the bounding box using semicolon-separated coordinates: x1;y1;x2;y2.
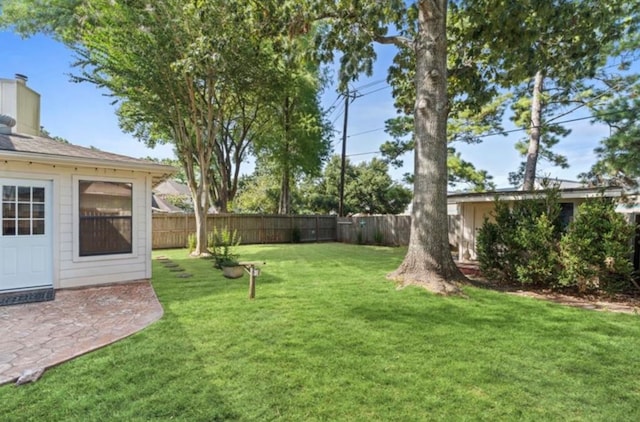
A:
152;194;187;213
0;75;174;301
152;179;191;213
448;179;624;262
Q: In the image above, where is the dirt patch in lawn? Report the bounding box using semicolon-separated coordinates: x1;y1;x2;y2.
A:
466;277;640;315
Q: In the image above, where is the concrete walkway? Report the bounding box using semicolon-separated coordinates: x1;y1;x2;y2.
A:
0;281;163;385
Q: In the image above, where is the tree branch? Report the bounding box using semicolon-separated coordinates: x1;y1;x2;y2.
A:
375;35;413;49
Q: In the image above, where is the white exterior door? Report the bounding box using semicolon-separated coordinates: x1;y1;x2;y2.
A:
0;179;53;292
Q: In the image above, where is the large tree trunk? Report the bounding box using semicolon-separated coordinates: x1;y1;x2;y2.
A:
192;194;209;255
184;153;210;256
387;0;465;295
522;70;545;191
279;97;292;215
279;166;291;214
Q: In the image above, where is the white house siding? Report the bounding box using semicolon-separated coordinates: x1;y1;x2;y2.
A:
0;160;153;289
456;197;592;262
459;202;494;261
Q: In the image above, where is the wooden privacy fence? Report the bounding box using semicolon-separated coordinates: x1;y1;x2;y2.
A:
336;215;460;247
152;214;337;249
152;213;460;249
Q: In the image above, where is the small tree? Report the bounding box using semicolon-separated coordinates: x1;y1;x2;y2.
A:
209;227;242;269
559;198;634;292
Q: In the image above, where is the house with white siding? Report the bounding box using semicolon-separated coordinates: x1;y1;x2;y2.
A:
0;75;174;303
448;180;625;262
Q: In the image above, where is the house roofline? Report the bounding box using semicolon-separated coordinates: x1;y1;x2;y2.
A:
447;186;624;204
0;150;175;185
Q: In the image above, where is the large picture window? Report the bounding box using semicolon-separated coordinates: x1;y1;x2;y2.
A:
79;181;132;256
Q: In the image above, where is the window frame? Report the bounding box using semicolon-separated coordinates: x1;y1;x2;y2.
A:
73;175;137;261
2;184;47;237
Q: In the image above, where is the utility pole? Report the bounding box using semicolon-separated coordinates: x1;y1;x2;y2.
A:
338;88;350;217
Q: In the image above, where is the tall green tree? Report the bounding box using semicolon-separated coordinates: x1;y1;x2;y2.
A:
308;0;466;292
233;164;283;214
77;0;278;254
459;0;637;190
254;35;332;214
208;86;271;213
0;0;82;43
379;6;505;192
2;0;282;255
585;75;640;186
301;155;412;215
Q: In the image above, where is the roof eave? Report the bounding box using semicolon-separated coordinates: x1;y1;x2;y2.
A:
0;150;176;185
447;187;625;204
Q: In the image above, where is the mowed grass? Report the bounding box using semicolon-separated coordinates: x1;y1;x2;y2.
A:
3;243;640;421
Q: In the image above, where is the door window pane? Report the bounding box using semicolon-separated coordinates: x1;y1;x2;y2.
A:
32;219;45;235
17;220;30;235
18;203;31;218
2;186;15;201
3;220;15;235
32;204;45;219
3;203;15;219
32;187;45;203
18;186;31;202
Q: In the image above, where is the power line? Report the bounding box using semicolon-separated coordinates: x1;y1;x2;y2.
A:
347;127;386;138
346;151;380;158
358;85;391;97
353;78;387;91
343;108;629;159
331;108;345;126
325;94;342;117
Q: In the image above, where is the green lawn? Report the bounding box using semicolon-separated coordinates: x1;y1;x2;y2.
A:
3;243;640;421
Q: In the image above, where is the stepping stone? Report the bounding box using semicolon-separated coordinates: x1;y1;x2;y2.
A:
163;263;179;268
169;268;185;272
176;273;193;278
156;256;170;261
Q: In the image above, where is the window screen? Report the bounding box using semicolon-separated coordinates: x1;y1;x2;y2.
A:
79;181;132;256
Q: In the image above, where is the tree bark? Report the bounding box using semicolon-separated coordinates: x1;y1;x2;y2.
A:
183;149;210;257
279;167;291;214
387;0;465;295
279;97;292;215
522;70;545;191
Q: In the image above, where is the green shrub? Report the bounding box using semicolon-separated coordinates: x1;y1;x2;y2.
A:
513;213;560;286
477;189;562;287
476;201;518;283
209;227;241;269
559;198;634;292
478;190;636;293
187;233;197;253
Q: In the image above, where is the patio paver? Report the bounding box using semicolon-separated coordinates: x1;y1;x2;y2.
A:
0;281;163;385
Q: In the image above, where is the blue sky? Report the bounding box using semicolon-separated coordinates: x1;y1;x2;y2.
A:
2;30;613;188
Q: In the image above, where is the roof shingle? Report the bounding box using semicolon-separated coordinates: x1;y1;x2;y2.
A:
0;132;156;166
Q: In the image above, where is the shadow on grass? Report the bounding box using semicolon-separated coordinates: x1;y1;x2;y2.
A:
2;287;239;422
348;285;639;355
